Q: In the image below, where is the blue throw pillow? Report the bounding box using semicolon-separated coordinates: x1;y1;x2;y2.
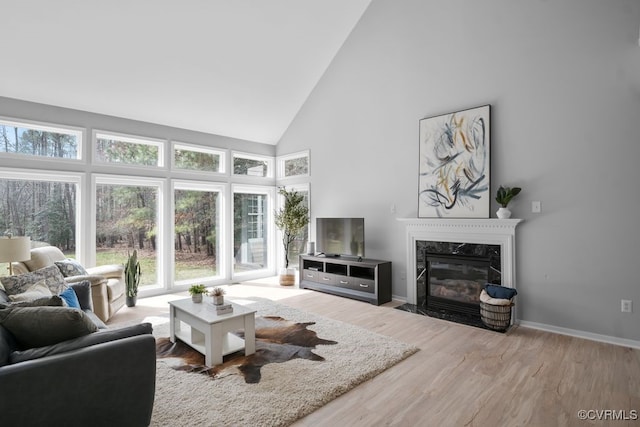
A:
485;283;517;300
59;288;81;309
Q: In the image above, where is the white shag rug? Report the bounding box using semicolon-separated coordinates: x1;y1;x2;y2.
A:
149;297;419;427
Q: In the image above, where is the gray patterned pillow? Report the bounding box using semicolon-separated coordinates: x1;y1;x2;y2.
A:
15;295;65;307
7;280;52;302
0;295;65;308
55;258;88;277
0;265;67;296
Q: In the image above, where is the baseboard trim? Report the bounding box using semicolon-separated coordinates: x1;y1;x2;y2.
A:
388;299;640;349
518;320;640;350
391;295;407;304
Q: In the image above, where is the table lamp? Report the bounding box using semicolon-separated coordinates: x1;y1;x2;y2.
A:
0;236;31;276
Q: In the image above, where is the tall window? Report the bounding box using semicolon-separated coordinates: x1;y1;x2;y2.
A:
94;176;162;287
0;170;81;275
173;181;224;283
280;185;310;269
0;118;82;160
233;185;273;275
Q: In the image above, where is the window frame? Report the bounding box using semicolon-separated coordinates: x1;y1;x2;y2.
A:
91;174;166;293
92;130;166;169
276;150;310;180
171;179;228;287
171;141;227;176
232;151;274;179
275;183;310;270
231;183;275;280
0;167;85;263
0;116;85;163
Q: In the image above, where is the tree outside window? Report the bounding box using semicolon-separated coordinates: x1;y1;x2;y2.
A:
95;183;158;286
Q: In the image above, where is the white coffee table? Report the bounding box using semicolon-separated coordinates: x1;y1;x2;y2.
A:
168;298;256;366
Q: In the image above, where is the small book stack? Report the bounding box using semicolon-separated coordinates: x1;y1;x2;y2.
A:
215;303;233;315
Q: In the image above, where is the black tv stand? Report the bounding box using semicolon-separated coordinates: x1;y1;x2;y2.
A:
299;255;392;305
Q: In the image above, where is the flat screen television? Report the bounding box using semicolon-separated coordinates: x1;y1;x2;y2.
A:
316;217;364;257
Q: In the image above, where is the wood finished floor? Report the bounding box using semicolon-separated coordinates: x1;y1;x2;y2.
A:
108;280;640;427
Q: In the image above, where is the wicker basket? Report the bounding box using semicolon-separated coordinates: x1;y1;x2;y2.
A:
479;300;513;331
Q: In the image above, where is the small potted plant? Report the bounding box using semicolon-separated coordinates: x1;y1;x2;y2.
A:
189;284;206;303
208;287;225;305
495;186;522;219
124;250;141;307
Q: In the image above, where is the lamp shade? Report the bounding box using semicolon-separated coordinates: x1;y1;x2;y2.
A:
0;236;31;263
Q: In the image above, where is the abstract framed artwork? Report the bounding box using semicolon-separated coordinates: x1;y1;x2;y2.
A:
418;104;490;218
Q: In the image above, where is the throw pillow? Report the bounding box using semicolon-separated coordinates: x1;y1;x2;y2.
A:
59;287;81;309
0;306;98;349
0;265;67;296
485;283;517;300
68;280;93;311
1;295;65;308
7;280;52;303
54;258;89;277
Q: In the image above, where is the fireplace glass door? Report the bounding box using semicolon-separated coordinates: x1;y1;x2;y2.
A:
426;254;489;316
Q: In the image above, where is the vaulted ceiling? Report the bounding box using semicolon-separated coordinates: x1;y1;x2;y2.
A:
0;1;371;144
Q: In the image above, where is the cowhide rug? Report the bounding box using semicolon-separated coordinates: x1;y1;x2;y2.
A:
149;298;419;427
156;316;337;383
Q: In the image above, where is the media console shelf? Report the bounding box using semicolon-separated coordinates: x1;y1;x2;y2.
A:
299;255;392;305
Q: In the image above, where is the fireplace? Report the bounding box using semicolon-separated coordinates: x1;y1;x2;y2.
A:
417;242;500;323
398;218;522;327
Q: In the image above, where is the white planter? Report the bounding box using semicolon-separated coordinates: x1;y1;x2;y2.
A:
191;294;203;303
496;207;512;219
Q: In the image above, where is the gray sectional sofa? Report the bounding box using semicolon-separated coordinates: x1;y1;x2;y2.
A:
0;283;156;426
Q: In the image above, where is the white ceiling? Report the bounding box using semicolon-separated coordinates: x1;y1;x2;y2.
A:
0;1;371;145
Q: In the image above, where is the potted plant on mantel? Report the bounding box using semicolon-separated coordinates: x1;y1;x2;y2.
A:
274;187;310;286
495;185;522;219
189;284;207;303
124;250;141;307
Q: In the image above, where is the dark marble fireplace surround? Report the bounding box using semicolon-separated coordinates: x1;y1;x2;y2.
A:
397;241;501;329
396;218;521;331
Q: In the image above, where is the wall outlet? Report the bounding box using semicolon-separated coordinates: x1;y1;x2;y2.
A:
621;299;632;313
532;201;541;213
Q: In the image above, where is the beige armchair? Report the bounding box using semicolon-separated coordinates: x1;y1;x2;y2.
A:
11;246;125;322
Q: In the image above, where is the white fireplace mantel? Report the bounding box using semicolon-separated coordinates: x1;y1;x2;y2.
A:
397;218;523;306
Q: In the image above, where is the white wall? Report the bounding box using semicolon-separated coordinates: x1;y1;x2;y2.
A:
277;0;640;341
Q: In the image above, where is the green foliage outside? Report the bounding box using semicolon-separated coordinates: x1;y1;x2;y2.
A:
174;149;220;172
95;138;158;166
0;180;75;250
234;156;267;177
284;157;309;177
0;125;78;158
